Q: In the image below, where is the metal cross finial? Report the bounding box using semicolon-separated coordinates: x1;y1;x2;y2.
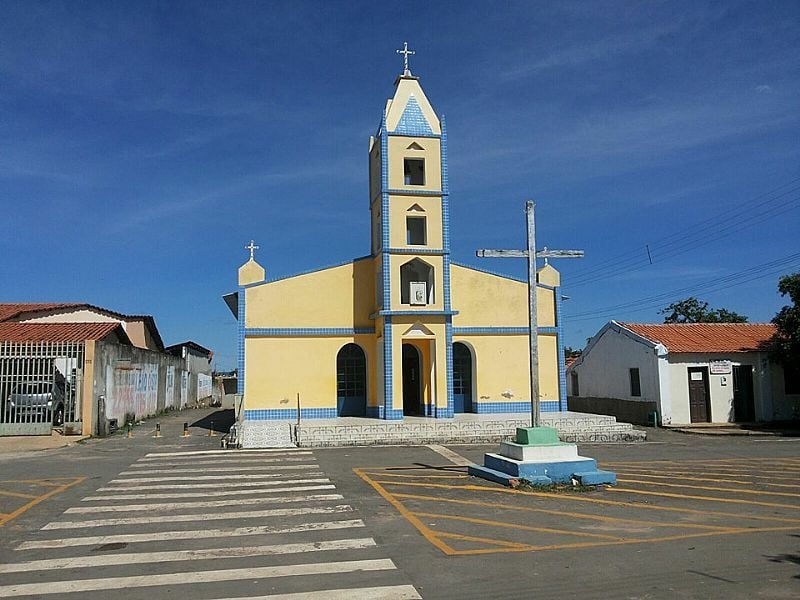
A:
245;240;259;261
396;41;415;75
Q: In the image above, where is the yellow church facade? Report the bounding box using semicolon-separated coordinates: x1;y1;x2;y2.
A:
228;65;567;422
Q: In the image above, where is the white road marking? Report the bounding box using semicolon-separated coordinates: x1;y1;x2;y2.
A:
0;559;397;596
17;519;365;550
118;463;315;475
138;451;312;461
426;444;472;466
144;449;304;457
0;538;377;573
43;504;353;529
111;469;318;483
211;585;422;600
86;479;332;499
131;458;312;467
98;476;325;490
65;492;343;513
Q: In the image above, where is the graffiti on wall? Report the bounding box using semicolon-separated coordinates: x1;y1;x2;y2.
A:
197;373;212;401
105;363;159;422
180;372;188;408
165;366;175;409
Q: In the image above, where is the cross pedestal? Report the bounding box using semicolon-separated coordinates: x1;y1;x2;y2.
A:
469;201;616;487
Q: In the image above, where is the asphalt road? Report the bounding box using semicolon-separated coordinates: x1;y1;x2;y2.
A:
1;413;799;599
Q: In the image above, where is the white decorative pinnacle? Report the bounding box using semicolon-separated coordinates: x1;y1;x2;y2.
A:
396;41;415;76
245;240;259;261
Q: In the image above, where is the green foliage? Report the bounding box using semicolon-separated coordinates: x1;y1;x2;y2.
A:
660;297;748;324
564;346;582;359
771;273;800;366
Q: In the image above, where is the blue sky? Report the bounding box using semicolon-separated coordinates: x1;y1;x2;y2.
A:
1;1;798;369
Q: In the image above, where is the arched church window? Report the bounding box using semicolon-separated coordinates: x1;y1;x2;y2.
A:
400;258;434;305
336;343;366;417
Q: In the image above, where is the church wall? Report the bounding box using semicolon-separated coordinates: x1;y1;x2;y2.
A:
243;334;377;414
245;259;375;330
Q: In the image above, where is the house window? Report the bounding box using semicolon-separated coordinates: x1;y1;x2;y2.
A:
785;365;800;395
406;216;427;245
629;368;641;397
404;158;425;185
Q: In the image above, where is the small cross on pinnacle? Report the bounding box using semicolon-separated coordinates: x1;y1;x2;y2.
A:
396;41;415;76
245;240;259;261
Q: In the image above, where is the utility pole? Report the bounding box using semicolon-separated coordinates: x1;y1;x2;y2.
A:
477;201;583;428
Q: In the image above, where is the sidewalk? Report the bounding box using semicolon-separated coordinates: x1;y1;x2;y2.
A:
664;421;800;437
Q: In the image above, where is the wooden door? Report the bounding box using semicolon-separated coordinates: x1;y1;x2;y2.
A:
733;365;755;422
688;367;710;423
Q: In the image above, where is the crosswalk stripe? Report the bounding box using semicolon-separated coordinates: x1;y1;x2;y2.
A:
112;470;318;483
65;493;343;513
43;505;354;529
17;519;366;550
144;449;303;458
138;452;312;462
86;480;332;499
98;476;325;490
118;464;316;475
0;538;377;573
0;558;397;596
210;585;422;600
132;458;312;467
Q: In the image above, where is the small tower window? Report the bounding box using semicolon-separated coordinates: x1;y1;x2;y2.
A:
406;216;427;245
400;258;434;305
404;158;425;185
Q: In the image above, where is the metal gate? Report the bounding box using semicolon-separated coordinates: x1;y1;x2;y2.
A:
0;341;84;436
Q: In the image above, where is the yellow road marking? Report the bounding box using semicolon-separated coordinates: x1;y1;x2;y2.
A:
617;478;800;499
617;468;800;485
0;490;38;499
415;511;628;540
435;531;531;549
609;486;800;510
360;472;469;480
0;478;86;527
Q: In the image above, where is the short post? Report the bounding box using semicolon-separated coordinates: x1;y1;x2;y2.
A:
154;422;161;438
208;421;216;437
127;423;132;438
182;422;189;437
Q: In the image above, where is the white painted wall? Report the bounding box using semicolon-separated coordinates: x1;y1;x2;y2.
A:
570;325;660;403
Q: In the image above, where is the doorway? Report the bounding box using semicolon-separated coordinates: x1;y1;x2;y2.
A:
336;344;367;417
733;365;755;422
687;367;711;423
453;342;473;413
402;344;422;416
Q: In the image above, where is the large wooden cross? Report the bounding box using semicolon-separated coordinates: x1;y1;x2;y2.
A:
477;201;584;428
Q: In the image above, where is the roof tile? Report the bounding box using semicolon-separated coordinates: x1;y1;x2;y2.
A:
0;322;129;343
620;322;776;353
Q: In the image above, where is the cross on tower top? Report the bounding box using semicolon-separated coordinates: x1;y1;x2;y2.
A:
245;240;259;261
396;41;415;76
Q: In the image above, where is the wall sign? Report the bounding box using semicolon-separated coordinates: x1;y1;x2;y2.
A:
709;360;732;375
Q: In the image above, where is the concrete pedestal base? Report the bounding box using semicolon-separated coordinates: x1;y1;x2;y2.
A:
468;426;616;487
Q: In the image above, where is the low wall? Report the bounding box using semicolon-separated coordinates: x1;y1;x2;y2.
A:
568;396;657;426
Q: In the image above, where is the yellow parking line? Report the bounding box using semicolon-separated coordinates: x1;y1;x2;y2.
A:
435;531;532;549
609;486;800;510
394;492;732;530
617;468;800;485
617;478;800;499
0;477;85;527
0;489;38;499
361;472;468;479
415;511;628;541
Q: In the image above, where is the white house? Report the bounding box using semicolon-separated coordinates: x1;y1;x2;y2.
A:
567;321;799;426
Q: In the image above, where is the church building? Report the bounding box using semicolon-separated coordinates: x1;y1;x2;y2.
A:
225;51;568;431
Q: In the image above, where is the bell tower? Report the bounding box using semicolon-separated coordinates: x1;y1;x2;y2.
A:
368;44;454;419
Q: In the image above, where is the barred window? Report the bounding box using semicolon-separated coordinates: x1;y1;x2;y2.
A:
337;344;366;398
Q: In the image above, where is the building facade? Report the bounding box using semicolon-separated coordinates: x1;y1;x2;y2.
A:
227;66;568;427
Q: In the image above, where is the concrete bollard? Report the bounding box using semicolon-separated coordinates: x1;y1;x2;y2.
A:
208;421;216;437
183;422;189;437
127;423;133;438
154;422;161;438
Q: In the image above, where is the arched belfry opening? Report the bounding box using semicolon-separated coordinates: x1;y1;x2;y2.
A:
400;258;434;305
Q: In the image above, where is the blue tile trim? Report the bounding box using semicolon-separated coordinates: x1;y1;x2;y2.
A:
383;316;393;419
474;401;561;414
555;285;567;412
452;327;558;335
237;287;245;395
372;310;459;317
244;408;337;420
387;188;446;197
380;116;391;312
387;132;441;139
391;95;434;136
245;328;375;337
441;319;454;418
450;261;528;284
441;115;450;249
387;247;447;255
537;283;556;291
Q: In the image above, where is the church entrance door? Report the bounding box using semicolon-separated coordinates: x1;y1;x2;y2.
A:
453;342;473;413
402;344;422;416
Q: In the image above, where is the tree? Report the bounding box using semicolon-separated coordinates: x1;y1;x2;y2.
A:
659;297;748;324
564;346;582;359
771;273;800;366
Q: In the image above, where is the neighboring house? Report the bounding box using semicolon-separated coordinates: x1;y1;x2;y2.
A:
0;303;164;351
0;303;191;436
224;62;568;441
165;341;213;404
567;321;799;425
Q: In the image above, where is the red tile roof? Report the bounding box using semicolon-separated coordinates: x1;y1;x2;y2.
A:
620;322;777;353
0;303;84;322
0;322;130;344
